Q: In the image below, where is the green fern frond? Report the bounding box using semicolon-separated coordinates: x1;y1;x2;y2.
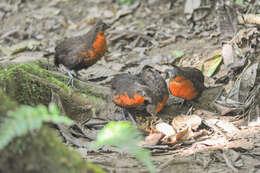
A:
0;103;73;150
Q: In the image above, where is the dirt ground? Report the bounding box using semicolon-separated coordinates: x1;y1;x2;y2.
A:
0;0;260;172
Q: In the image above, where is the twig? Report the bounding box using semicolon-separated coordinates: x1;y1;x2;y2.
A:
202;120;229;139
57;123;90;148
238;14;260;25
222;150;239;172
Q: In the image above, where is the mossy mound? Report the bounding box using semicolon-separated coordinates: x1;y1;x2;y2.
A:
0;89;105;173
0;63;111;122
0;126;87;173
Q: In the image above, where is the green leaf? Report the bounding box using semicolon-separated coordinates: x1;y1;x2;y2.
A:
203;55;222;77
117;0;136;5
91;121;141;148
0;104;73;150
173;50;184;59
90;121;155;173
235;0;244;5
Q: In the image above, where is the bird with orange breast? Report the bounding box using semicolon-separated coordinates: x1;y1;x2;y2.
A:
54;19;109;87
139;66;169;114
167;65;205;103
111;66;169;123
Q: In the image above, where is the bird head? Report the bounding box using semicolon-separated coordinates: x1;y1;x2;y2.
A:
95;19;110;32
165;65;182;79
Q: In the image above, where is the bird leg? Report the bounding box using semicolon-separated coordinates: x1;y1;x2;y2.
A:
180;99;186;106
121;108;137;126
127;112;137;126
186;105;194;115
66;69;74;87
75;71;80;78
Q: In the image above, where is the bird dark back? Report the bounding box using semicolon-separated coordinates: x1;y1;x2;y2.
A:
54;21;101;71
111;73;148;99
139;66;169;102
181;67;205;91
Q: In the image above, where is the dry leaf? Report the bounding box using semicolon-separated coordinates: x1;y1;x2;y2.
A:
167;127;189;144
172;114;202;131
141;133;164;146
222;44;234;66
155;122;176;137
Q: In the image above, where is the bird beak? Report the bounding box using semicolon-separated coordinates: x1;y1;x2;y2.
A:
104;23;110;30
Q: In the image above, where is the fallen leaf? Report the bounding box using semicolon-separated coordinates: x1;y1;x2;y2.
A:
171;114;202;131
238;14;260;25
0;51;46;64
227;139;254;150
202;53;222;77
248;117;260;127
141;133;164;146
205;119;240;138
222;44;234;66
228;63;258;102
184;0;201;14
172;50;184;59
155;122;176;137
0;40;44;56
194;137;228;147
167;127;189;144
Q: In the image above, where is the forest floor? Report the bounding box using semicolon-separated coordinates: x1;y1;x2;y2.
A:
0;0;260;172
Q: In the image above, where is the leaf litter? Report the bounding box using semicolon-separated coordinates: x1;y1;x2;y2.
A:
1;0;260;172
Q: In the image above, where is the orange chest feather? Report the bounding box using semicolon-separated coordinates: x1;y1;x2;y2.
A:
114;93;146;108
169;77;198;100
80;31;107;63
93;31;107;57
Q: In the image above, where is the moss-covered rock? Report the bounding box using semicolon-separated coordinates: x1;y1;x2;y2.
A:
0;88;17;116
0;89;105;173
0;126;86;173
0;63;113;122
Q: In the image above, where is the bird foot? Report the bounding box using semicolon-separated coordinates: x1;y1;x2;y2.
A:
186;106;194;115
67;78;74;87
66;69;81;91
121;108;137;126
